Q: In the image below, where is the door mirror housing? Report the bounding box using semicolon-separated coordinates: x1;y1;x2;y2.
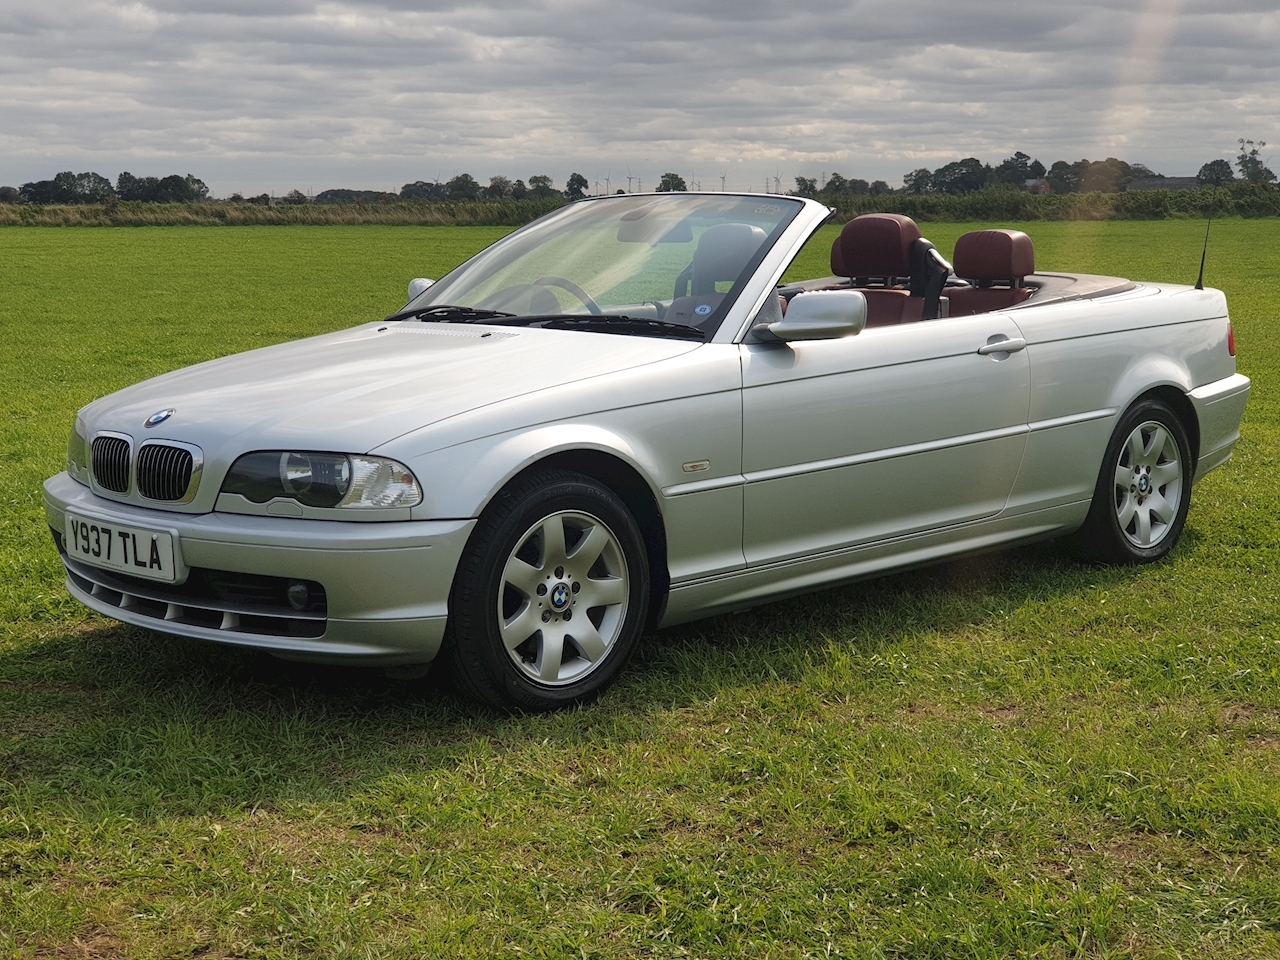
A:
753;290;868;342
407;277;434;301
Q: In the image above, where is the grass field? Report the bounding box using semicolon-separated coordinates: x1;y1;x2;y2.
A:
2;220;1279;958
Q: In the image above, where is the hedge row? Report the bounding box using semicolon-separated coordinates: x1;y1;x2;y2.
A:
2;183;1278;226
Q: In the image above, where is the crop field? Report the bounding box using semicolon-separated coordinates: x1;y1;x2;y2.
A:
2;219;1279;958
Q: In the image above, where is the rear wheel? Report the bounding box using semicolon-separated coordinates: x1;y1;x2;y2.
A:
444;470;649;711
1073;398;1192;564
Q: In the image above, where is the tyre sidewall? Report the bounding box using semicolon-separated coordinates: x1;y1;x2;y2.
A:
448;471;650;710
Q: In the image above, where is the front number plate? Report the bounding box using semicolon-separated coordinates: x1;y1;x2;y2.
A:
64;512;177;583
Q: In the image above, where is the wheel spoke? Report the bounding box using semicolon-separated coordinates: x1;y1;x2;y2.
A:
1152;461;1181;488
537;629;566;682
1145;491;1173;523
1135;505;1153;545
503;556;543;595
541;515;567;566
1116;494;1137;532
569;523;610;571
580;575;626;609
1143;426;1168;466
1125;429;1145;466
570;621;608;663
500;604;540;651
1114;463;1132;490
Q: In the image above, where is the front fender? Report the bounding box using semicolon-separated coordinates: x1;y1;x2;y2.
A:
406;422;663;521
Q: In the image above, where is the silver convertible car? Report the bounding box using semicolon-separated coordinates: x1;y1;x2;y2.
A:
45;194;1250;709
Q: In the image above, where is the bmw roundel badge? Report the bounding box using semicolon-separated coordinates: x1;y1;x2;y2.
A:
144;408;176;428
694;303;714;316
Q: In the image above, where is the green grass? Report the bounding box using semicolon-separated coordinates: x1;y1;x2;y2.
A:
3;221;1280;958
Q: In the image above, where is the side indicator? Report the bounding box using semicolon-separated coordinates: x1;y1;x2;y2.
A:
682;460;710;473
1227;321;1236;357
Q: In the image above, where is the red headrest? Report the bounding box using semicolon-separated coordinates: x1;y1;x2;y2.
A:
831;214;921;278
953;230;1035;281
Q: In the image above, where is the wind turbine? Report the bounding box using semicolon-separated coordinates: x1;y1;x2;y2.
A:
626;165;634;193
604;168;611;194
719;172;727;192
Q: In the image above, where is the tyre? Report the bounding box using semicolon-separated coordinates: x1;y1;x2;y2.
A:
1073;397;1193;564
444;469;650;711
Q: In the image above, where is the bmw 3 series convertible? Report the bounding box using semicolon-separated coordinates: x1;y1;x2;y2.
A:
45;194;1250;709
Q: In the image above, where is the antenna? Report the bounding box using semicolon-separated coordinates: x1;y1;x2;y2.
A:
1194;218;1212;290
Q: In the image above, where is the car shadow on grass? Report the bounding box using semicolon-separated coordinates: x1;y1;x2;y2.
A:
0;542;1150;821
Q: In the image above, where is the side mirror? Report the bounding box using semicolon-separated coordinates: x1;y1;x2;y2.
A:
407;278;434;301
754;290;868;342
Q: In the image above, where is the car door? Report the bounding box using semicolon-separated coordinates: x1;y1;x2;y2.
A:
740;314;1031;566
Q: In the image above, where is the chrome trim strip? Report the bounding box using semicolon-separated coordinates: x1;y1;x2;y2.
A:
662;474;747;497
742;422;1029;485
1026;408;1117;432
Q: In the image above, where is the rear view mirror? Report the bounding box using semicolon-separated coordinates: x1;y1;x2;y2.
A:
407;278;434;301
753;290;868;342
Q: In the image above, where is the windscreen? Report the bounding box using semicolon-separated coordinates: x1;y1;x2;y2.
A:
410;194;803;336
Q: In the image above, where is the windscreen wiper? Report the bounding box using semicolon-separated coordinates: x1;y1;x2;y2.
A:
383;304;517;323
492;315;707;341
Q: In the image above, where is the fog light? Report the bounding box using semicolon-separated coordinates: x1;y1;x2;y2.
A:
286;581;310;611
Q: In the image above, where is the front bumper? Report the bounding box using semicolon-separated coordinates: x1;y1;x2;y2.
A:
43;472;475;665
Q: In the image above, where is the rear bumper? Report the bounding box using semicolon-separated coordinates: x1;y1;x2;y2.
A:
1189;373;1251;482
44;472;475;665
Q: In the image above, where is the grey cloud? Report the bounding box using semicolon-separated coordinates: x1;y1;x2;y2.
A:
0;0;1276;194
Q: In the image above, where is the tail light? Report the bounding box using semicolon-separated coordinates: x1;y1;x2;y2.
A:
1228;321;1236;357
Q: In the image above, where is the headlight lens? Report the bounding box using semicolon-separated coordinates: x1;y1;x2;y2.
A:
221;451;422;509
67;417;89;483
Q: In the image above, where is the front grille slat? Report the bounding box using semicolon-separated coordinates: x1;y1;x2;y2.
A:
91;436;131;493
138;443;195;501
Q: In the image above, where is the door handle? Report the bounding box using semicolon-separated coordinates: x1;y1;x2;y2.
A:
977;336;1027;355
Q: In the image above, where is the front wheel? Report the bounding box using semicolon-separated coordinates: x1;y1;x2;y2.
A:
444;470;650;711
1073;398;1193;564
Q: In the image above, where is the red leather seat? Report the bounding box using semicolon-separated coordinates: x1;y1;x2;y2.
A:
947;229;1035;317
829;214;930;325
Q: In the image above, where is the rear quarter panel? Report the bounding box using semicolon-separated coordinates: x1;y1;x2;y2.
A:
1005;282;1233;514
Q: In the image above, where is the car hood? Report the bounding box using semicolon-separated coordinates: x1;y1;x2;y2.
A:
82;321;701;456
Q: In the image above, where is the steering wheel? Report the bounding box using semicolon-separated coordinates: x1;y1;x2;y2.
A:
533;276;603;316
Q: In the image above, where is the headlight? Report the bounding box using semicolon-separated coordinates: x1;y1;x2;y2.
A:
67;417;89;484
221;451;422;509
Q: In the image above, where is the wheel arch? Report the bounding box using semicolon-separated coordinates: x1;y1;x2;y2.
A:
489;448;670;629
1124;384;1201;472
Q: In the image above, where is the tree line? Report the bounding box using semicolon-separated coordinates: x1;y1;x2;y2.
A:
1;171;209;205
795;140;1276;199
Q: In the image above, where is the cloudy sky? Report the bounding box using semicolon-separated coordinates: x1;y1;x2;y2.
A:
1;0;1277;196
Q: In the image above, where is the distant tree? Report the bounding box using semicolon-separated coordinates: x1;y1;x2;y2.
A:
510;179;528;199
989;152;1044;186
869;180;891;195
485;175;513;199
228;193;246;202
655;172;687;192
278;189;309;205
19;180;55;204
117;171;159;201
445;173;482;200
1197;159;1235;186
823;172;849;194
793;176;818;197
0;186;19;203
401;180;446;200
527;174;557;198
565;172;589;199
1236;139;1277;184
932;158;988;195
154;174;196;203
247;193;271;206
316;188;397;203
902;168;933;194
1046;159;1087;193
184;175;209;200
